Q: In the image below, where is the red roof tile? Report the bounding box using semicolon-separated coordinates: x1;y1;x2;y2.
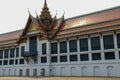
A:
0;6;120;43
0;30;22;42
62;6;120;30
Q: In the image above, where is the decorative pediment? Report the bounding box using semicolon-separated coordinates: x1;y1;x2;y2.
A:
21;15;42;37
27;22;40;33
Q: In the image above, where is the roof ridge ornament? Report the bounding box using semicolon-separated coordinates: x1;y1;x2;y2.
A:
28;8;31;16
40;0;52;30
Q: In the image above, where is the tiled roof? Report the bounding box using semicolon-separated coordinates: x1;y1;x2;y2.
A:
0;6;120;44
62;6;120;30
0;30;22;42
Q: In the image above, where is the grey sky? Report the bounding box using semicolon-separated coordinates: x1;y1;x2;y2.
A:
0;0;120;34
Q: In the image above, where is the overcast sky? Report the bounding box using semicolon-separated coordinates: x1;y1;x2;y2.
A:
0;0;120;34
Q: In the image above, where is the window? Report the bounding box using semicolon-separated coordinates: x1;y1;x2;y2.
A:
80;54;89;61
10;48;15;58
51;56;58;63
51;43;58;54
60;41;67;53
104;52;115;60
119;51;120;59
0;50;3;59
20;59;24;64
42;43;47;55
4;49;9;58
92;53;101;60
16;48;19;57
91;37;101;50
29;37;37;53
3;60;8;65
103;35;114;49
15;59;18;65
80;38;88;51
117;34;120;48
9;60;14;65
41;57;47;63
70;55;78;62
0;61;2;65
69;40;77;52
21;46;25;57
34;59;38;64
60;55;67;62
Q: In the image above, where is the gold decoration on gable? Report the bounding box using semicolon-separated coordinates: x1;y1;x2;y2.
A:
39;35;48;40
27;22;40;33
19;38;27;43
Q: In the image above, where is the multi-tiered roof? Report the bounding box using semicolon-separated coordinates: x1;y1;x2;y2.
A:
0;0;120;48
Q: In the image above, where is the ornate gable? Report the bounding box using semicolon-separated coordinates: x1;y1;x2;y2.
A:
18;0;64;42
21;14;42;37
27;20;39;33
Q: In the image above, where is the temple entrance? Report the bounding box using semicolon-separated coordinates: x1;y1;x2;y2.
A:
41;68;45;76
26;69;30;76
19;69;22;76
33;69;37;76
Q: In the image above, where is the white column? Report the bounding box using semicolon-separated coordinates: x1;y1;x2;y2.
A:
2;49;4;66
37;36;40;55
47;41;51;76
14;47;16;58
67;39;69;53
47;41;51;64
14;47;16;65
47;41;50;55
8;48;10;65
113;32;119;60
58;40;60;54
77;37;80;52
57;41;60;63
37;37;41;64
67;39;69;62
77;38;80;61
100;34;105;60
113;32;118;49
88;36;91;52
88;36;92;61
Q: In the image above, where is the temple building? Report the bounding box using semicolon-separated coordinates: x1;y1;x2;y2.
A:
0;0;120;77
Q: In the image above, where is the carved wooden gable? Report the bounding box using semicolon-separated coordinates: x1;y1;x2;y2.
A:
27;22;40;33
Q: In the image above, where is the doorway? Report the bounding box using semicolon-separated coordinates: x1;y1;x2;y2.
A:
26;69;30;76
41;68;45;76
33;69;37;76
19;69;22;76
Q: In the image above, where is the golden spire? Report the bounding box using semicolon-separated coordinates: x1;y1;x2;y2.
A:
40;0;51;19
43;0;48;10
40;0;52;29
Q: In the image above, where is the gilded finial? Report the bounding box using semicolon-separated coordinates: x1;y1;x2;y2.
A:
35;10;39;18
28;8;31;16
63;10;65;15
62;10;65;20
44;0;48;9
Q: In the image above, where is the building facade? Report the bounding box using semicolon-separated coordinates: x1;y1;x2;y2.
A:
0;0;120;77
